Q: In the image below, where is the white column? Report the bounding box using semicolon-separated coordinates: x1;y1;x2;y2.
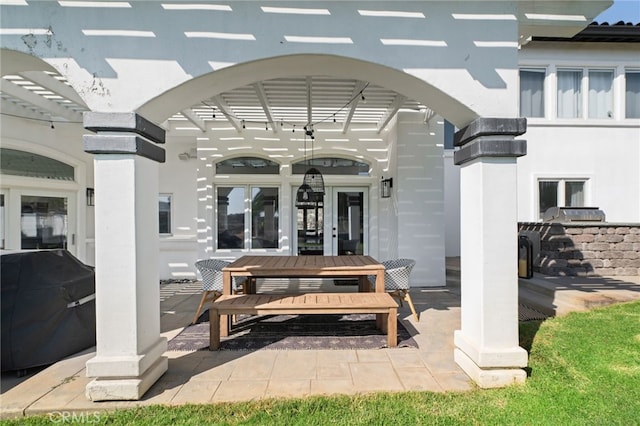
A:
453;118;528;388
83;113;167;401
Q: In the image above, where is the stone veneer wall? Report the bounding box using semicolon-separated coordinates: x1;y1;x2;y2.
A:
518;223;640;276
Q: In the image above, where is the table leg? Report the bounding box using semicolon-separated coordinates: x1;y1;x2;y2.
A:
387;307;397;348
220;270;232;337
209;308;221;350
375;271;384;293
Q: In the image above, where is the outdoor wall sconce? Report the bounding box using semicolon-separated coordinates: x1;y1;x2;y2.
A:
381;177;393;198
86;188;94;206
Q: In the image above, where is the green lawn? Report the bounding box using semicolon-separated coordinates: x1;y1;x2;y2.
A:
5;300;639;425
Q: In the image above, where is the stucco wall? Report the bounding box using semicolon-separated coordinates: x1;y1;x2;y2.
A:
0;1;527;124
396;112;446;286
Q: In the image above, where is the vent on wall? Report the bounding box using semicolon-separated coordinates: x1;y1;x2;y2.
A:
178;148;197;161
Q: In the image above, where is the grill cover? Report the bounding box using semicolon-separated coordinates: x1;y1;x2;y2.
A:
543;207;605;222
1;250;96;372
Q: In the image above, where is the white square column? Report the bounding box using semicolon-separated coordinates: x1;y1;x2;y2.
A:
452;118;529;388
83;113;168;401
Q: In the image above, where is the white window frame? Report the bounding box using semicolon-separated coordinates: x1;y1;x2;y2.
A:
625;68;640;119
519;67;547;118
587;68;615;119
215;184;280;252
536;177;591;220
159;193;172;235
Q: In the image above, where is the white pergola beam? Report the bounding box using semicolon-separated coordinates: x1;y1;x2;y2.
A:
180;108;207;132
252;82;277;133
211;96;242;132
342;80;367;134
376;94;407;134
0;79;82;122
1;98;51;122
306;76;312;126
21;71;88;108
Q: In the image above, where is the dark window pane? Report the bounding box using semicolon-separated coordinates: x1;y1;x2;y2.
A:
21;196;67;249
565;182;584;207
251;187;278;248
216;157;280;174
292;157;369;176
520;70;545;118
1;148;74;180
539;181;558;217
626;72;640;118
159;195;171;234
217;187;245;249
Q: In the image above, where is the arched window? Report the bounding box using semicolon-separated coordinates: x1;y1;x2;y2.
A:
215;157;280;174
292;157;370;176
0;148;74;181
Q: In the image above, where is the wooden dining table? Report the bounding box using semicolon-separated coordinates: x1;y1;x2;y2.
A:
222;255;385;295
219;255;386;335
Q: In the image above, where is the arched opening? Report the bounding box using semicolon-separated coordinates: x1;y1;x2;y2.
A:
138;54;478;128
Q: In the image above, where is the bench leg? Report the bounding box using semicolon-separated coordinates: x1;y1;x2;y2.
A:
220;314;230;337
210;309;221;350
387;307;398;348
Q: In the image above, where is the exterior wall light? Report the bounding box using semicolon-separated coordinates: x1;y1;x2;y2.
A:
86;188;95;206
381;177;393;198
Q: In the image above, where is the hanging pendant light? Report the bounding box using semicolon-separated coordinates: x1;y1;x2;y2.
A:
295;183;317;209
303;167;324;203
303;125;325;203
295;127;322;209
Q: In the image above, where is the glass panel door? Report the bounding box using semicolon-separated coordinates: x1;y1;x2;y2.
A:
0;192;5;249
333;188;366;256
294;187;367;256
20;195;68;249
297;203;324;255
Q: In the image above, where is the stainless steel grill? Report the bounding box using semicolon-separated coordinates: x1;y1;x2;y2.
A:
542;207;606;223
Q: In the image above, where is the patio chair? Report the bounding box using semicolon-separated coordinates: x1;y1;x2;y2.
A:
193;259;246;325
369;258;419;321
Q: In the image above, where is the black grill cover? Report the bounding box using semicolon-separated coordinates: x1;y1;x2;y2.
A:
1;250;96;371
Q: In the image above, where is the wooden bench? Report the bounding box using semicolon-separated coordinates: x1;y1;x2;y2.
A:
209;293;399;350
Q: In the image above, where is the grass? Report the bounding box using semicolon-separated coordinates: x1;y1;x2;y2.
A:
4;300;639;425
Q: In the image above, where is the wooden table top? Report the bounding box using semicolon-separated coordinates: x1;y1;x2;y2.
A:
224;255;384;277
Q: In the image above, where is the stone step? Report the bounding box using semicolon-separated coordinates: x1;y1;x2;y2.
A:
518;276;635;317
518;287;585;317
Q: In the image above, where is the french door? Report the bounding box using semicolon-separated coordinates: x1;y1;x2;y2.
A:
296;186;368;256
1;188;76;255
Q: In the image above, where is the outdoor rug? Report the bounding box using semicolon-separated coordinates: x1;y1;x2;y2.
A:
167;310;417;352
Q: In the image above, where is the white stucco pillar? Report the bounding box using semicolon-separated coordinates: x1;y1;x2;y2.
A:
82;113;168;401
453;118;529;388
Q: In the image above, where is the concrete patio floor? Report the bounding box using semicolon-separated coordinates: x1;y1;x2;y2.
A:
2;259;639;419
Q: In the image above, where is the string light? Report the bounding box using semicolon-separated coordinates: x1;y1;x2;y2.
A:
197;82;370;132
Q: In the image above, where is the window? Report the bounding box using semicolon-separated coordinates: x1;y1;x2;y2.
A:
588;70;613;119
0;194;5;249
520;69;545;118
292;158;370;176
0;148;74;180
21;195;68;249
557;69;583;118
538;179;586;218
159;194;171;234
217;186;279;249
251;187;279;248
626;70;640;118
215;157;279;175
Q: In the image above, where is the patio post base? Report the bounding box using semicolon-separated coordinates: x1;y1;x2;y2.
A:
85;356;167;401
454;349;526;389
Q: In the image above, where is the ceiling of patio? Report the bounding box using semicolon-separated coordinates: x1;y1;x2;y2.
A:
1;71;427;135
